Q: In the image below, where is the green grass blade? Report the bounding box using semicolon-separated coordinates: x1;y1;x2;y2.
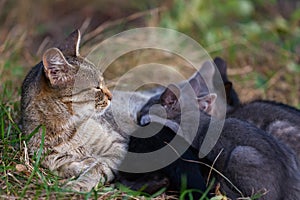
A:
20;125;46;198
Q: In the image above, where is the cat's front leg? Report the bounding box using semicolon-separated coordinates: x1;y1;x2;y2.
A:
56;157;96;179
44;154;102;191
63;160;116;192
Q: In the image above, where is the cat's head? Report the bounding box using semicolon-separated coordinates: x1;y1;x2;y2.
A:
159;84;217;121
137;58;240;125
44;30;112;117
137;61;217;126
22;30;112;123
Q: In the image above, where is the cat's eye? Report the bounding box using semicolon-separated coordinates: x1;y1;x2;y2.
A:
95;86;101;90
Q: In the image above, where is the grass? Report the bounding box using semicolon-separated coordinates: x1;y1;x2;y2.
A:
1;0;300;199
160;0;300;106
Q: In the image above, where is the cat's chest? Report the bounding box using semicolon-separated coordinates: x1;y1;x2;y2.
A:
53;118;127;156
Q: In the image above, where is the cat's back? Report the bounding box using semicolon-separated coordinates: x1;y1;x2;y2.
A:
213;117;300;199
21;62;43;111
222;117;296;159
229;100;300;125
20;61;54;137
228;100;300;158
255;100;300;116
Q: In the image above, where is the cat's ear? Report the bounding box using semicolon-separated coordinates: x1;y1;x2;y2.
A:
224;81;233;98
197;93;217;112
213;57;228;83
189;61;215;96
160;84;180;107
43;48;77;87
58;29;81;57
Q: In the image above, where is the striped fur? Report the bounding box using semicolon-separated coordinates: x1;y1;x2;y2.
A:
20;30;129;191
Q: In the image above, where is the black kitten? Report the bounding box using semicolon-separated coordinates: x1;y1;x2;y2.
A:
118;122;207;199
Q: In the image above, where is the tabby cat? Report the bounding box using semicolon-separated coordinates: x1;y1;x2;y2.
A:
20;30;129;191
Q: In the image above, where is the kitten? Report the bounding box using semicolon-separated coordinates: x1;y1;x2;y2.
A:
118;122;207;199
215;58;300;160
137;60;218;126
151;84;300;200
138;57;300;160
20;30;128;191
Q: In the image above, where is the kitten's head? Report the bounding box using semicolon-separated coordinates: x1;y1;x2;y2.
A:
159;83;216;121
137;61;217;125
21;30;112;128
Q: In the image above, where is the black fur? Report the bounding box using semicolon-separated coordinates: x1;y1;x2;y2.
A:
213;57;240;108
118;122;207;199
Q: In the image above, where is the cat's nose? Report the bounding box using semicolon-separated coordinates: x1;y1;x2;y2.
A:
102;86;112;100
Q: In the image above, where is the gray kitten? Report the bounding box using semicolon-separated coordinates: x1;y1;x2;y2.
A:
215;57;300;160
151;84;300;199
138;57;300;160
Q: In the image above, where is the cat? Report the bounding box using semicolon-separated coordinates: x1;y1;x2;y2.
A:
20;30;129;192
137;60;218;126
214;58;300;160
148;83;300;199
118;122;207;199
138;57;300;160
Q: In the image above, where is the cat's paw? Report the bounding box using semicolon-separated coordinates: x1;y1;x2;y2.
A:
63;180;94;192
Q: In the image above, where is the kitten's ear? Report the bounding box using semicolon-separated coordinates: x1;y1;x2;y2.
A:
58;29;81;57
189;61;215;96
224;82;233;98
160;84;180;107
224;81;240;106
197;93;217;112
213;57;228;83
43;48;77;87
